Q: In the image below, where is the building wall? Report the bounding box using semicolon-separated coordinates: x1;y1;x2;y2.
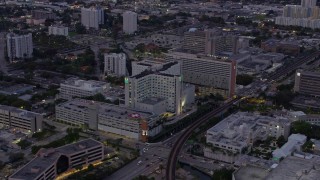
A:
81;7;104;29
7;33;33;62
165;52;236;97
104;53;127;77
125;73;183;114
0;106;43;132
48;26;68;36
294;70;320;97
123;11;137;34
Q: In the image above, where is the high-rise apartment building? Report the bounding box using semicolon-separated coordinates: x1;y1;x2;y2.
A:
48;25;68;36
6;33;33;62
125;61;194;115
182;29;239;56
104;53;127;77
294;69;320;97
59;78;109;100
9;139;104;180
276;0;320;29
165;51;237;98
0;105;43;132
301;0;317;7
81;7;104;29
123;11;138;34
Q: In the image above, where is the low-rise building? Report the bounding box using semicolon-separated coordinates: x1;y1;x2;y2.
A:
272;134;307;159
261;39;300;56
56;99;161;142
9;139;103;180
0;105;43;132
48;25;68;36
59;78;109;100
205;112;290;162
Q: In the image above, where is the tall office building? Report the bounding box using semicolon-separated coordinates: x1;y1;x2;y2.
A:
48;25;68;36
81;7;104;29
104;53;127;77
6;33;33;62
294;69;320;97
125;61;194;115
123;11;138;34
182;29;239;56
165;51;237;98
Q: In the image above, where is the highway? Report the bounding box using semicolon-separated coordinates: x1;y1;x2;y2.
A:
166;97;242;180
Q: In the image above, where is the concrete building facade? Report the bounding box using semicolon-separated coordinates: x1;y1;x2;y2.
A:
104;53;127;77
6;33;33;62
165;51;237;97
81;7;104;29
9;139;103;180
294;69;320;97
48;25;68;36
123;11;138;34
59;78;109;100
0;105;43;132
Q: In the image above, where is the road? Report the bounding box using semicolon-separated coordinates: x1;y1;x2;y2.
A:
166;97;242;180
0;32;8;74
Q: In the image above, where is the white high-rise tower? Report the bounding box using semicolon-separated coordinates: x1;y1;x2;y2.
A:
123;11;138;34
81;7;104;30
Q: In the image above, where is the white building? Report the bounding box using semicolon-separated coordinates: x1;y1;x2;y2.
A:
0;105;43;132
125;61;194;115
123;11;137;34
55;99;161;142
48;25;68;36
104;53;127;77
6;33;33;62
59;78;109;100
206;112;291;155
272;134;307;159
81;7;104;30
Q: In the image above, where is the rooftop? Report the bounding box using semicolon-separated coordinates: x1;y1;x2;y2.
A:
0;105;41;120
61;78;108;90
9;139;102;180
266;156;320;180
57;99;154;121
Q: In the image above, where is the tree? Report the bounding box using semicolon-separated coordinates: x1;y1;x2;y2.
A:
87;164;94;171
276;135;286;147
236;74;253;86
212;168;234;180
9;152;24;163
75;23;86;34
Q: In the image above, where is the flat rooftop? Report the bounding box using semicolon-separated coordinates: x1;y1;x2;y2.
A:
58;99;154;120
0;105;41;119
61;77;108;89
9;139;102;180
234;165;269;180
266;156;320;180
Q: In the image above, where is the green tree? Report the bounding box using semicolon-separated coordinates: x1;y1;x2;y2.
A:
212;168;234;180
